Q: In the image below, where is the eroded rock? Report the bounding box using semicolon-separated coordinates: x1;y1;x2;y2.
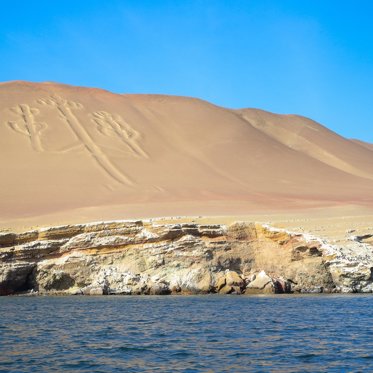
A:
245;271;275;294
0;220;369;295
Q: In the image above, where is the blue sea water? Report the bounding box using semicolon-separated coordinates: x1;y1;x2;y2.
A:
1;295;373;372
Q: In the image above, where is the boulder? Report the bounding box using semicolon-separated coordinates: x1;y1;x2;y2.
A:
148;282;170;295
195;272;213;293
274;278;292;293
245;271;275;294
171;285;181;294
215;275;226;291
88;287;105;295
219;285;234;294
244;284;274;294
226;271;244;287
81;285;107;295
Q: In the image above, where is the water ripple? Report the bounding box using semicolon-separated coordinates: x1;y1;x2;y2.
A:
1;295;373;372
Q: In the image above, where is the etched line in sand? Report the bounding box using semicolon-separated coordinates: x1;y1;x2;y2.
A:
91;111;149;159
37;95;133;185
46;142;84;154
7;104;46;152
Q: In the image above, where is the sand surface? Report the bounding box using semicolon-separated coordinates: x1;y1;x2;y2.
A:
1;81;372;231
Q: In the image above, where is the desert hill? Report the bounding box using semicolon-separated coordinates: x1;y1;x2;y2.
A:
1;81;372;228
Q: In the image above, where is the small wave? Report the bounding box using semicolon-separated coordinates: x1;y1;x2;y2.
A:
170;351;193;357
297;353;319;360
117;345;155;352
230;352;251;357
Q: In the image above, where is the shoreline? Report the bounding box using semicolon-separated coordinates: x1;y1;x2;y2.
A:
1;217;373;297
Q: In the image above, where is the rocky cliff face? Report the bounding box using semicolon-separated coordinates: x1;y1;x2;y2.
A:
1;220;372;296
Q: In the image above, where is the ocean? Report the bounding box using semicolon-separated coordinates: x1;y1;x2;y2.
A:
1;295;372;372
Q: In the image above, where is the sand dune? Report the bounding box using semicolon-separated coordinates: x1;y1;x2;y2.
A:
351;139;373;152
0;81;372;228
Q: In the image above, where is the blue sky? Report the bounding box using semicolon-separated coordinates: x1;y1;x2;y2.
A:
1;0;372;142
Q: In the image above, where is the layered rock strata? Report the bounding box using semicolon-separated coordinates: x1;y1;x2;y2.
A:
0;220;372;296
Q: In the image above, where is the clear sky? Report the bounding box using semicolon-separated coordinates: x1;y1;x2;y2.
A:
1;0;372;142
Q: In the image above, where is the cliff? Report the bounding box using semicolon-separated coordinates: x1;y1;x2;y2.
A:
1;220;372;296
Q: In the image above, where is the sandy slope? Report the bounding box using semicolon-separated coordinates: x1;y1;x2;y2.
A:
351;139;373;152
0;81;372;229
